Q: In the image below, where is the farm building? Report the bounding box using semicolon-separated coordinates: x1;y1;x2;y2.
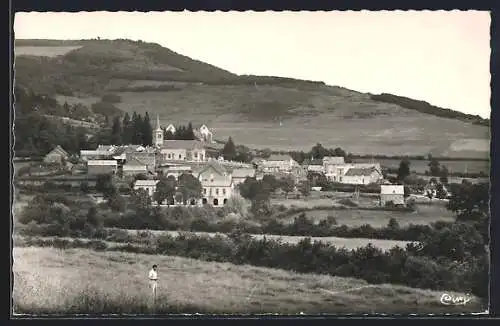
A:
380;185;405;206
87;160;118;175
198;161;233;206
323;156;345;165
260;154;299;173
231;167;256;188
342;167;382;185
43;145;70;165
134;179;160;197
122;157;148;176
159;140;207;163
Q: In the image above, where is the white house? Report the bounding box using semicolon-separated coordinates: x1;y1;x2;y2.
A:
133;179;160;197
194;124;213;143
342;167;382;185
165;124;176;135
261;154;299;173
380;185;405;206
43;145;70;165
198;161;233;206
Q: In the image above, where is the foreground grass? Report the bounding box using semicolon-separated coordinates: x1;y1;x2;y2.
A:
13;247;485;315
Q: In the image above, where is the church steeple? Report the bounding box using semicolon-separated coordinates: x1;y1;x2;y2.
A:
154;114;164;147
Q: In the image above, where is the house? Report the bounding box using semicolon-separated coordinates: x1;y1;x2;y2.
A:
80;145;118;161
323;156;345;165
380;185;405;206
197;161;233;206
231;168;256;189
134;179;160;197
159;140;206;162
43;145;70;165
323;157;346;181
87;160;118;175
126;149;156;172
261;154;299;173
165;124;176;135
194;124;213;143
122;157;148;176
342;167;382;185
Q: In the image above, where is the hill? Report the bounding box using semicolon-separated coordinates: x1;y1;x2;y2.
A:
14;39;490;158
13;247;484;314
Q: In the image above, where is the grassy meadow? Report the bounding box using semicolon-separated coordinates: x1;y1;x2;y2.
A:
13;247;485;315
15;46;83;57
275;204;456;228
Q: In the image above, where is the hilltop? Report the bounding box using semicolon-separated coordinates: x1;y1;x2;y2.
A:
14;39;490;158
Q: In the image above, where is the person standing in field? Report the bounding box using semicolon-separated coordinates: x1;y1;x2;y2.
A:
149;264;159;304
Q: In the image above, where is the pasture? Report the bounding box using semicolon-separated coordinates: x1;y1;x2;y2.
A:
276;203;455;228
13;247;484;314
54;85;490;157
354;158;490;175
15;46;82;57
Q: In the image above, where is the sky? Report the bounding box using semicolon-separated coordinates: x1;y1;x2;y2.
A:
14;11;491;118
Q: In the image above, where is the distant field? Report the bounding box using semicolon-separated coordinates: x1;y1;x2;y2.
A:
354;158;490;174
15;46;82;57
276;203;455;228
13;247;483;314
106;88;490;157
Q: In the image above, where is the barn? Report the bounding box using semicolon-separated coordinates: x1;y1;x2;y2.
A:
380;185;405;207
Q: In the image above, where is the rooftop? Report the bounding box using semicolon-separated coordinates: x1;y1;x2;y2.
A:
266;154;294;162
134;179;159;187
160;140;206;150
344;167;379;176
231;168;256;178
87;160;117;166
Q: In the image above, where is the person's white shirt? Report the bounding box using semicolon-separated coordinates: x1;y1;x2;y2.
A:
149;269;158;281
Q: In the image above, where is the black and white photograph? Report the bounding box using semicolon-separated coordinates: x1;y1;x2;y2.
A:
11;10;491;315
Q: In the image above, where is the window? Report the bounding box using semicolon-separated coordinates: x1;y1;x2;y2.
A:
178;154;182;160
215;188;219;195
167;154;171;159
194;152;198;158
223;188;226;195
203;188;207;195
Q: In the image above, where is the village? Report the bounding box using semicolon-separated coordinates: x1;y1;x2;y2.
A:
15;114;449;209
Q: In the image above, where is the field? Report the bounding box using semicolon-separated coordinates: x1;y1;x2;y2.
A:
354;158;490;175
110;88;489;157
277;204;455;228
12;247;485;314
15;46;82;57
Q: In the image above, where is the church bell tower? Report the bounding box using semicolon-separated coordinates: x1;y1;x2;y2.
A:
154;114;164;147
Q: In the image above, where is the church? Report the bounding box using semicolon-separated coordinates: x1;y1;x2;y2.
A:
153;115;210;163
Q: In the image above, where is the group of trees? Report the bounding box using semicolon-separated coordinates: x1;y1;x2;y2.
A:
371;93;489;127
285;143;351;164
109;111;153;146
427;156;449;183
153;173;203;205
220;137;254;163
238;174;310;216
